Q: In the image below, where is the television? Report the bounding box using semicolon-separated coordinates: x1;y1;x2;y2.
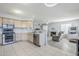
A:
71;27;76;30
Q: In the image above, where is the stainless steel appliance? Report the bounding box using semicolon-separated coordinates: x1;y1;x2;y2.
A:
2;24;15;45
33;34;40;47
33;29;47;47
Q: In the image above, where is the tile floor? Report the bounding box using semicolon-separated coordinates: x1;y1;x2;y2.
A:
48;38;77;56
0;38;77;56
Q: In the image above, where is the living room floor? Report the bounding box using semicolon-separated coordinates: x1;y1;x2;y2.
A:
48;38;77;56
0;38;77;56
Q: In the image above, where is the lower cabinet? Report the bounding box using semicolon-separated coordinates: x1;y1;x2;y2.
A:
0;34;2;44
15;33;33;41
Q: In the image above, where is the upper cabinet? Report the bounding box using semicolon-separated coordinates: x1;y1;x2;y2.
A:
0;17;2;26
14;20;32;28
26;21;32;28
3;18;14;25
0;17;32;28
22;20;32;28
21;21;27;28
14;20;22;28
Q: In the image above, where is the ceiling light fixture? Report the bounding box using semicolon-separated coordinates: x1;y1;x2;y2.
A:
44;3;58;7
13;9;23;14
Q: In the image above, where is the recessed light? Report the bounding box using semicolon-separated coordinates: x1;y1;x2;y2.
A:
13;9;23;14
44;3;58;7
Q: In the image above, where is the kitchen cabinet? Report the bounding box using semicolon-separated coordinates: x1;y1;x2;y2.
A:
0;17;2;26
14;20;22;28
0;17;32;28
21;21;27;28
0;34;2;44
0;17;2;44
15;32;33;41
27;21;32;28
14;20;32;28
21;21;32;28
3;18;14;25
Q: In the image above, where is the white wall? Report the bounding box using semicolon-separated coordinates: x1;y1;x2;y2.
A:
48;19;79;34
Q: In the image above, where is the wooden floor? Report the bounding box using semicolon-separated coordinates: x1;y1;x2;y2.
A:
0;39;76;56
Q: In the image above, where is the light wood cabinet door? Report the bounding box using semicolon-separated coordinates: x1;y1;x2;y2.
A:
26;21;32;27
14;20;22;28
0;17;2;26
21;21;27;28
21;21;32;28
3;18;14;24
0;17;32;28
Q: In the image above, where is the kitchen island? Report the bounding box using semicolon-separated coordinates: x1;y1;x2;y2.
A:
33;30;47;47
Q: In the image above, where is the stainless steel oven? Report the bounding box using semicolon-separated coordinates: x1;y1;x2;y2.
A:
2;24;15;45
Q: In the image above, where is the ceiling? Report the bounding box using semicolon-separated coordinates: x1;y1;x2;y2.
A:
0;3;79;23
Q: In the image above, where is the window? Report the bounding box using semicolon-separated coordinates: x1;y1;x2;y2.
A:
61;24;71;34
